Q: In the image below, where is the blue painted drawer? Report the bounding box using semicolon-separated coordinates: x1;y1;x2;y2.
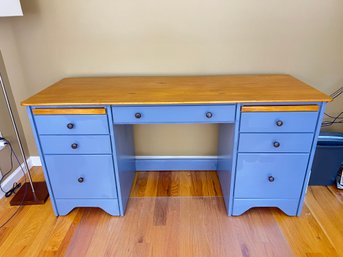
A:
235;153;309;199
238;133;314;153
34;115;109;135
240;112;318;133
112;105;236;124
40;135;112;154
45;155;117;199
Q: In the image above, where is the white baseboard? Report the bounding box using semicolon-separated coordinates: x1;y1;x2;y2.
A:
135;155;218;171
0;156;40;199
29;156;42;166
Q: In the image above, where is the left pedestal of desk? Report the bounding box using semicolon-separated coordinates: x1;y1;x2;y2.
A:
26;107;120;216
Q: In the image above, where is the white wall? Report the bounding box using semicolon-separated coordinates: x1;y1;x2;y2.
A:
2;0;343;155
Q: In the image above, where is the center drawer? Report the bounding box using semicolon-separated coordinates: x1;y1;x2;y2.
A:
45;155;117;199
234;153;309;199
112;105;236;124
40;135;112;154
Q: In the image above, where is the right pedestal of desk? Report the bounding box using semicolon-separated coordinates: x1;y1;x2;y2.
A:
231;103;325;216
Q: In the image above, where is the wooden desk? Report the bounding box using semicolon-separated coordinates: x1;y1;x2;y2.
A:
22;75;331;216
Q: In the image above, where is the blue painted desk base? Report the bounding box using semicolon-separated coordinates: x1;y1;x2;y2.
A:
27;102;325;217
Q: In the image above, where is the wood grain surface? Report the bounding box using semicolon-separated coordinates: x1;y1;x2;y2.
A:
0;168;342;257
32;108;107;115
241;105;320;112
21;75;331;106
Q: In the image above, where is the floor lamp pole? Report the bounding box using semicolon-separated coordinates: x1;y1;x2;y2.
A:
0;73;48;205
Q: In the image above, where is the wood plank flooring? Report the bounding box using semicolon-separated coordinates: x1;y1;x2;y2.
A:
130;171;223;197
0;167;342;257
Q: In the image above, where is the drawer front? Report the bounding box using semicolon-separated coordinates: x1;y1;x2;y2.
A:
45;155;117;199
40;135;112;155
112;105;236;124
238;133;314;153
235;153;309;199
240;112;318;133
34;114;109;135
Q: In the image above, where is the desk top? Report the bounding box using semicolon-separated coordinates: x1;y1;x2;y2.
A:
22;75;331;106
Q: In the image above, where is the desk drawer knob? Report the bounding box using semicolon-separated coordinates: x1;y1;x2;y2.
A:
206;112;213;118
71;143;78;149
78;177;84;183
135;113;142;119
268;176;275;182
276;120;283;127
273;141;280;148
67;123;74;129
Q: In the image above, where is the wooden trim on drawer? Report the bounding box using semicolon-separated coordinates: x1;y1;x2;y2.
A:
241;105;319;112
32;108;107;115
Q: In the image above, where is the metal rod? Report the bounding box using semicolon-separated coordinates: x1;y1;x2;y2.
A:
0;73;36;197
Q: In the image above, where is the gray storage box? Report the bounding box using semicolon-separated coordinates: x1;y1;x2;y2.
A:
309;132;343;185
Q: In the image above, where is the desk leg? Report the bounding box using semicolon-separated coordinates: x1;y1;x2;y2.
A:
110;123;136;215
217;106;240;216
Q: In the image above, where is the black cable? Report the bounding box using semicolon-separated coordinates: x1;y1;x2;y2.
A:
0;137;28;229
324;113;343;120
0;138;15;194
5;182;21;198
322;86;343;127
323;113;343;124
322;122;343;127
330;87;343;99
322;111;343;127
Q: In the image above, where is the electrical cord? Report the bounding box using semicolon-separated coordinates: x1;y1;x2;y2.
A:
330;87;343;99
0;137;28;229
5;182;21;198
322;86;343;127
322;111;343;127
0;138;15;194
324;113;343;120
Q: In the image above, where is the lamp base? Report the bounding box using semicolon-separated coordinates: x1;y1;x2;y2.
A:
10;181;49;206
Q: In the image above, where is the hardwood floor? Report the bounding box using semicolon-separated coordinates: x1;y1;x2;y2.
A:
130;171;223;197
0;167;342;257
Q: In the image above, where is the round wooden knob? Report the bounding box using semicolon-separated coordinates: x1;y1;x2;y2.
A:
135;113;142;119
206;112;213;118
268;176;275;182
71;143;78;149
67;123;74;129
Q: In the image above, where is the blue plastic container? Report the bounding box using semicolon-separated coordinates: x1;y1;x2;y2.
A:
309;132;343;185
